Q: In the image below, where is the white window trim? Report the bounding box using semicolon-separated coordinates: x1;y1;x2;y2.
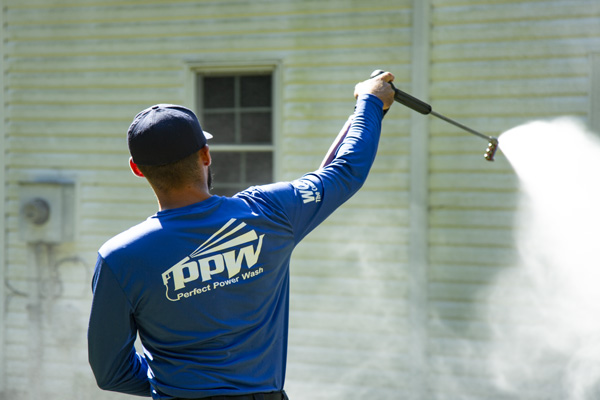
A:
408;1;430;399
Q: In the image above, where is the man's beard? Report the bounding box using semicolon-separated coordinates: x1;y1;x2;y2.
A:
207;165;213;191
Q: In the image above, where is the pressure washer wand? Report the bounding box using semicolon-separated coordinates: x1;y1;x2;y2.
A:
371;70;499;161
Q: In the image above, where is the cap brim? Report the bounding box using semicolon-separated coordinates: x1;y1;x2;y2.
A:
204;131;213;140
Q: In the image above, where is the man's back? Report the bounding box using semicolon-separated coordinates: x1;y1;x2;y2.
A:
88;76;395;400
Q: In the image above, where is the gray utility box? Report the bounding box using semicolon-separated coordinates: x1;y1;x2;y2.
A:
19;181;76;244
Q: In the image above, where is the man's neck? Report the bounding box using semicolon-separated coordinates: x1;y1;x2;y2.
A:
156;186;212;211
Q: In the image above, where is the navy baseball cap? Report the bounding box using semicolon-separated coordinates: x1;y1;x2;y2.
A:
127;104;213;166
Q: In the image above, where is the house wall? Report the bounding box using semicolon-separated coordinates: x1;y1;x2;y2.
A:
1;1;599;399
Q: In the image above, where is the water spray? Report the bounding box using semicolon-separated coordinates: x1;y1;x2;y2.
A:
371;70;499;161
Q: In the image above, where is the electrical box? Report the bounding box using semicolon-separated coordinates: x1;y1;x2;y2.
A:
19;181;76;243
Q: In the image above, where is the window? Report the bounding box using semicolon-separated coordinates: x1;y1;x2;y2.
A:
196;72;274;197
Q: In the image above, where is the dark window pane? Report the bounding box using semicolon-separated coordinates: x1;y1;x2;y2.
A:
203;112;235;144
203;77;235;108
246;152;273;183
240;75;271;107
240;112;271;144
211;152;241;184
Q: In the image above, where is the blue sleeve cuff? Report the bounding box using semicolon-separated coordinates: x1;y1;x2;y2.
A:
356;93;384;111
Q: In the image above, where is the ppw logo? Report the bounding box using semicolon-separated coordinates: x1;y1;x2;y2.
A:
162;218;264;301
293;179;321;204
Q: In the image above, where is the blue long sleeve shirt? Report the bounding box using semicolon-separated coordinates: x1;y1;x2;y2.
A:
87;94;384;399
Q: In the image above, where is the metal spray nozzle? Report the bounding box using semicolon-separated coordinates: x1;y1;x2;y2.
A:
484;138;499;162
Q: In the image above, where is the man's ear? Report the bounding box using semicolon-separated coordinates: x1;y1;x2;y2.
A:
129;157;145;177
199;146;211;166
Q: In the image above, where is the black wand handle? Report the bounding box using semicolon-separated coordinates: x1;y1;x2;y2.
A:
370;69;432;115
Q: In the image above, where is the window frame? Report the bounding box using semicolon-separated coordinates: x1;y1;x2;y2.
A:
185;61;281;192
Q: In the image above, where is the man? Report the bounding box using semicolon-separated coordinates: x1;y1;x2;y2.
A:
88;72;395;399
